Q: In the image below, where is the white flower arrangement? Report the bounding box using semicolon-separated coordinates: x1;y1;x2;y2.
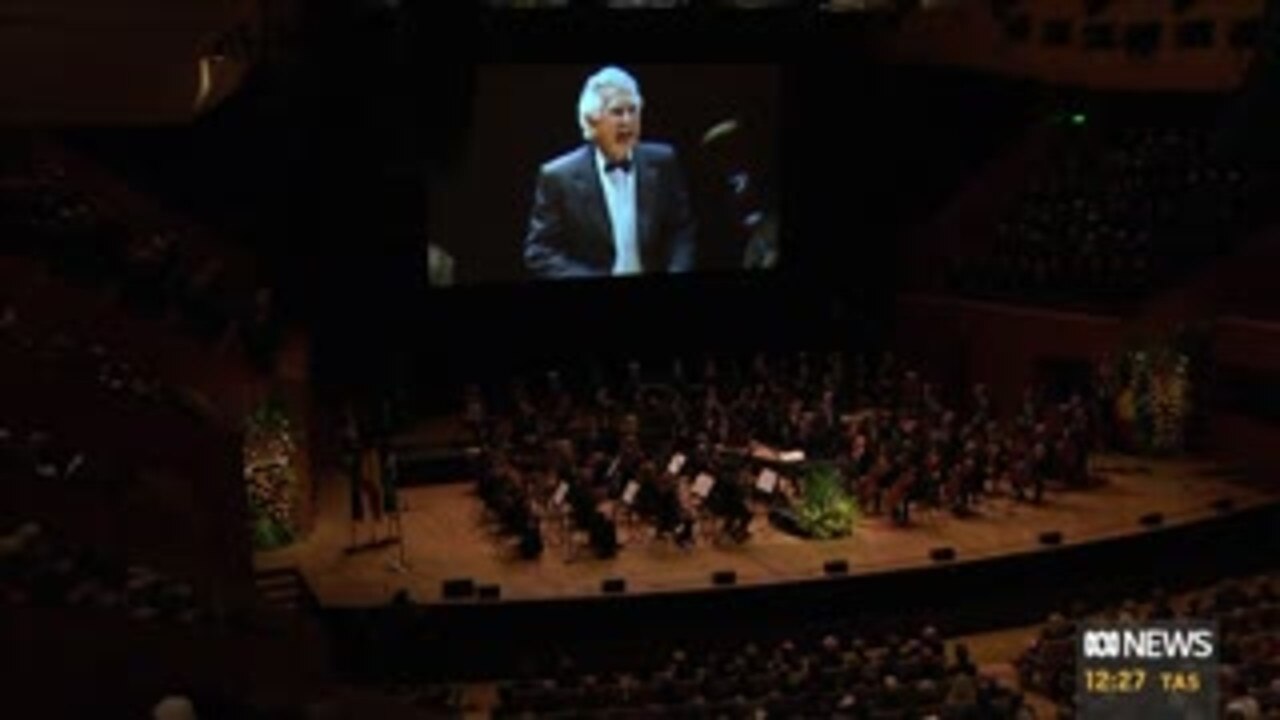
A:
243;398;301;549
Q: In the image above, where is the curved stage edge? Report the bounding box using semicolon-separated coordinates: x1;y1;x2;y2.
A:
321;500;1279;682
254;455;1280;680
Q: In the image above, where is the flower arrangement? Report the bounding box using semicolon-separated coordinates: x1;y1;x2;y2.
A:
1150;353;1191;453
794;463;860;540
244;395;301;550
1111;343;1193;456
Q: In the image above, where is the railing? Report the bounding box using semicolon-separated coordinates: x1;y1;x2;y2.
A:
255;566;320;612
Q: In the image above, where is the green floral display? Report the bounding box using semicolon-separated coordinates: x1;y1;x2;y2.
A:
1113;344;1193;456
244;394;301;551
794;463;860;540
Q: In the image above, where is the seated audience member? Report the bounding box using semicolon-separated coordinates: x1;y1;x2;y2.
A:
944;671;979;719
950;642;978;677
152;695;197;720
1226;681;1262;720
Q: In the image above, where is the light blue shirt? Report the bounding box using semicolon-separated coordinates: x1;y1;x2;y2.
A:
595;148;641;275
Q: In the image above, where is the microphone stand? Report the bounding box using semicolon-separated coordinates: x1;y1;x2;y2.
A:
385;452;411;575
385;508;410;574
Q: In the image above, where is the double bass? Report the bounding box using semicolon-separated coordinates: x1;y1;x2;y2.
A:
884;464;917;526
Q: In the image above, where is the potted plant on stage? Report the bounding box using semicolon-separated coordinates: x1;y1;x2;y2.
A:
794;463;860;540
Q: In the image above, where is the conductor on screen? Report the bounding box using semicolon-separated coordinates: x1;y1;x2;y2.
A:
523;66;697;279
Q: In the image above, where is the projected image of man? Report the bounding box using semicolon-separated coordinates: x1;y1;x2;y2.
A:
524;66;697;278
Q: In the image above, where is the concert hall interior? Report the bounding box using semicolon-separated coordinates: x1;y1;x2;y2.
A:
4;1;1280;718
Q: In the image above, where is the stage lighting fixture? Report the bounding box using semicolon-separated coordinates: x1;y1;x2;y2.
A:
930;547;957;562
442;578;476;599
712;570;738;586
823;559;850;576
1039;531;1064;546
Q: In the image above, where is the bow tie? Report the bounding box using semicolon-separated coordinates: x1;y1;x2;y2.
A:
604;159;633;174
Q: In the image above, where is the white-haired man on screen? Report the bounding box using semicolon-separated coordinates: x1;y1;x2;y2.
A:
524;66;697;278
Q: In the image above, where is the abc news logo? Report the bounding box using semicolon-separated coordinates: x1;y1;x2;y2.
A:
1081;625;1216;661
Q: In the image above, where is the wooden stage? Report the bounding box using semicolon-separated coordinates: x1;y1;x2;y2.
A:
255;454;1278;607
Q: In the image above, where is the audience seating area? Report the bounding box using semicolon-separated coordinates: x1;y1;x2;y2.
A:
0;137;344;720
0;407;238;579
1018;572;1280;720
0;143;284;374
0;294;243;530
487;623;1028;719
138;687;436;720
0;137;270;622
947;125;1261;309
0;517;211;624
0;294;211;424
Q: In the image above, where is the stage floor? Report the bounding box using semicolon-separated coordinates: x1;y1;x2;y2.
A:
255;455;1277;607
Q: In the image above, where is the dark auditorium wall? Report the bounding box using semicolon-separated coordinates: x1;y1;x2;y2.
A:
1210;413;1280;478
893;294;1123;415
890;299;1280;475
1216;316;1280;371
1209;317;1280;477
873;0;1264;92
7;606;331;718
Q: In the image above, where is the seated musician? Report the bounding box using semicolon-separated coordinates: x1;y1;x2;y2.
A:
818;387;837;430
889;454;916;526
877;452;904;516
684;433;715;478
501;485;534;535
587;509;619;559
548;437;578;478
708;467;753;543
920;447;943;507
945;460;969;515
701;384;724;418
613;433;644;484
591;383;615;414
596;414;621;455
703;407;730;446
991;452;1015;498
1056;428;1084;487
548;386;574;437
1009;449;1035;502
566;473;597;529
629;461;662;517
1029;436;1049;502
583;451;612;490
654;472;695;548
576;415;609;458
863;451;891;513
669;397;693;445
962;453;985;507
726;410;752;448
514;397;542;449
518;515;544;560
799;412;828;458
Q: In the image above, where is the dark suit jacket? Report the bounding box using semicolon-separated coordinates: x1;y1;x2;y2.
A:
524;142;697;278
